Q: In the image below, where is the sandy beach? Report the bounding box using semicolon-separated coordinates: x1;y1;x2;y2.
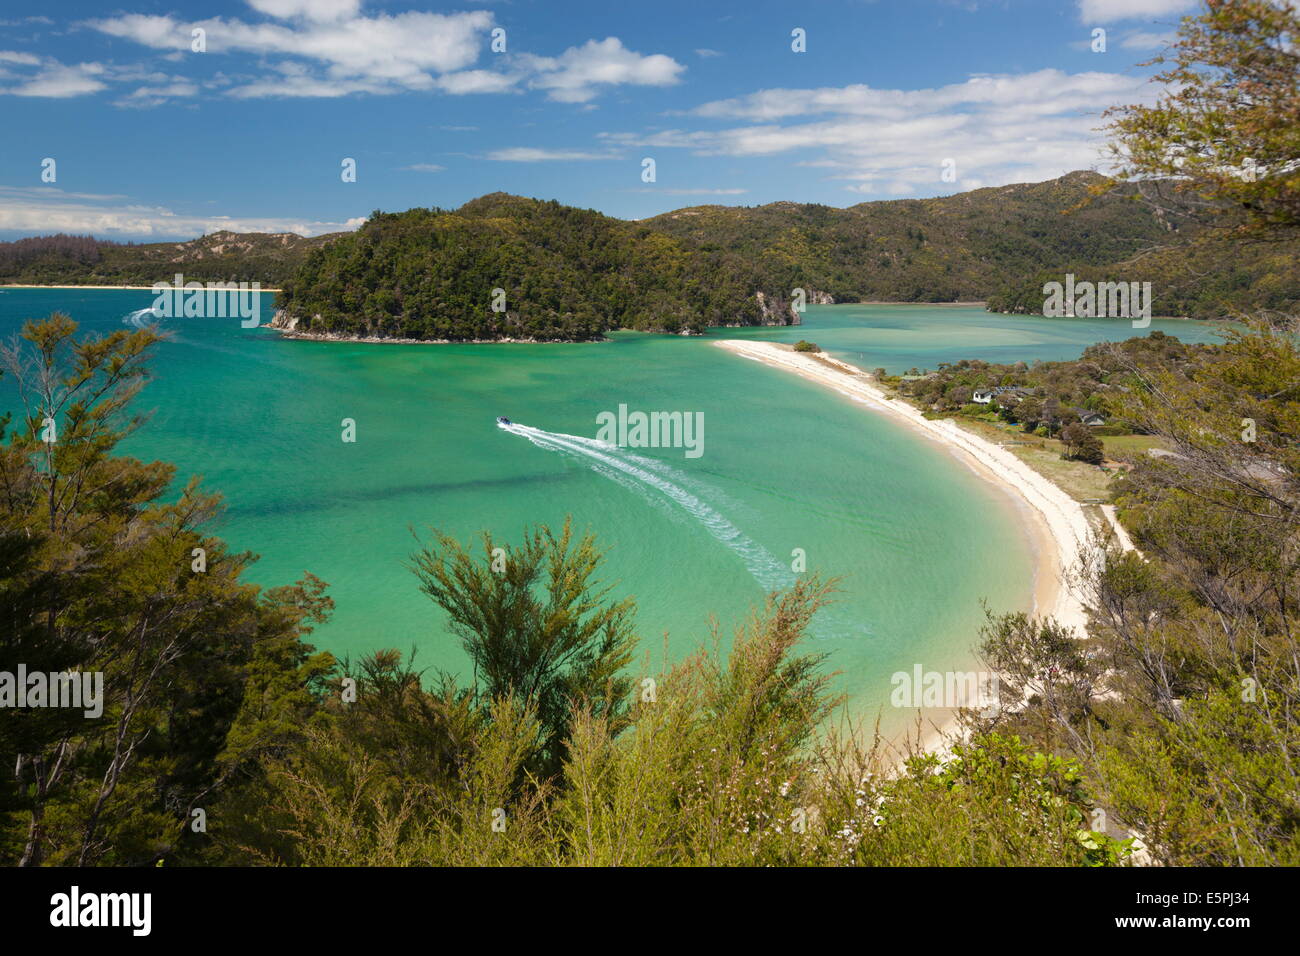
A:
716;339;1094;631
714;339;1112;760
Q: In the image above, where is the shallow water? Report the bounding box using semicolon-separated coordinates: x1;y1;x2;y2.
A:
0;291;1223;728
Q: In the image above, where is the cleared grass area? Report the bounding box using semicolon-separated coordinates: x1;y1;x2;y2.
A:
1098;433;1171;456
945;417;1117;502
869;383;1164;503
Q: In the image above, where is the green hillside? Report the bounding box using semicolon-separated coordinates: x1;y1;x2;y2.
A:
0;231;336;287
643;171;1178;303
274;196;784;341
7;172;1295;340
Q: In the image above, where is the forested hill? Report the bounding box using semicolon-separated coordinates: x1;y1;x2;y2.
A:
272;172;1157;341
273;195;785;340
7;172;1296;339
642;171;1173;303
645;172;1299;318
0;230;337;287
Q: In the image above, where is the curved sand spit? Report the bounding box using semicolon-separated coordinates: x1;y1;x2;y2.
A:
713;339;1109;635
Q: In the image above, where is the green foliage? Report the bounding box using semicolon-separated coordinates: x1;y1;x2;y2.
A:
1105;0;1300;239
792;340;820;352
0;231;333;287
970;319;1300;866
410;519;636;779
208;577;1133;867
275;197;781;340
1060;422;1105;464
0;315;334;866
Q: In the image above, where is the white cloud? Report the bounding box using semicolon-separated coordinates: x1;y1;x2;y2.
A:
245;0;362;22
88;9;494;95
84;7;679;105
116;81;200;109
1121;30;1176;49
402;163;445;172
695;48;723;58
2;61;108;98
486;148;621;162
520;38;684;103
602;69;1162;197
0;185;364;238
1078;0;1196;22
688;70;1149;122
0;50;42;66
435;69;519;95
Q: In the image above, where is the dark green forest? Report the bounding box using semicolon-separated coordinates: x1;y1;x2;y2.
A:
9;171;1298;342
273;194;784;340
0;231;334;287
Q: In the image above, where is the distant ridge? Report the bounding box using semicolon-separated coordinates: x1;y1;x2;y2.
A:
4;172;1295;336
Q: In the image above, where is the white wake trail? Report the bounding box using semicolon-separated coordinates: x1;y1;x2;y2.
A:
122;307;160;330
500;422;793;592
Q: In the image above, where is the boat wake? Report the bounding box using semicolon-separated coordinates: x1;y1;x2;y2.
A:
122;307;161;330
499;421;794;592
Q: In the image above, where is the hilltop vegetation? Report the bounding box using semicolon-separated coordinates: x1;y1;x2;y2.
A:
275;172;1226;342
0;231;334;287
985;234;1300;318
7;172;1296;339
644;171;1179;303
268;172;1300;340
274;196;784;340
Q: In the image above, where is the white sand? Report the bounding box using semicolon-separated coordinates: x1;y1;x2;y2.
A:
714;339;1119;763
714;339;1095;633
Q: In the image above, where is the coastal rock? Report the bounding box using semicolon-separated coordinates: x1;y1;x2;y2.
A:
753;289;833;325
269;309;301;332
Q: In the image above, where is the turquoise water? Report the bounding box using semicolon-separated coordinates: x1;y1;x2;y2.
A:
0;291;1226;728
716;302;1228;371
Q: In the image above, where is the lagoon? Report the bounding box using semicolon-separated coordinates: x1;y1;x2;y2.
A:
0;290;1224;730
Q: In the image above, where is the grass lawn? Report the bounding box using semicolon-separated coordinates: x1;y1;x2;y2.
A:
875;387;1167;503
948;417;1117;501
1096;433;1171;456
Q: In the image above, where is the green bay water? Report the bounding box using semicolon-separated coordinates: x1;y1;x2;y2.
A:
0;291;1225;729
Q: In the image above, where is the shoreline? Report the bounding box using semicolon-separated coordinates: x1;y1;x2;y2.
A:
273;329;567;345
1;284;284;292
713;339;1103;761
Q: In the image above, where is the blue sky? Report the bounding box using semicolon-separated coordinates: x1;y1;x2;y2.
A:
0;0;1202;239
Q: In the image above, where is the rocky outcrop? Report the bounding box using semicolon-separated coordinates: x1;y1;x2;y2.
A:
753;289;834;325
269;309;301;332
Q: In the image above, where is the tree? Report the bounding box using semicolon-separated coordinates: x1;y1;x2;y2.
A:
410;518;637;778
1016;396;1044;432
1059;422;1105;464
1105;0;1300;238
0;314;331;866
